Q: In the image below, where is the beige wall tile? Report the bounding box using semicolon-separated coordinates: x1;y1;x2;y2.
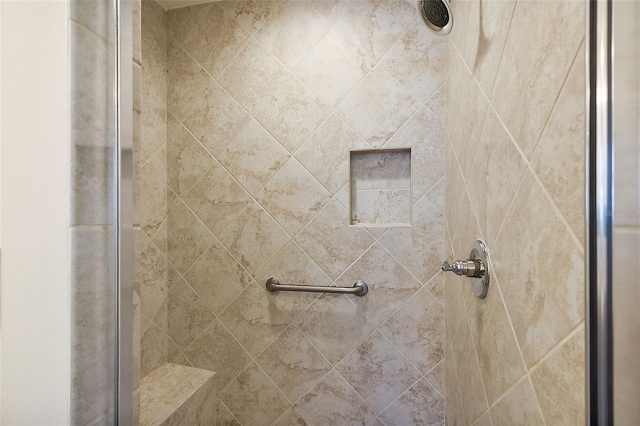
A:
531;45;586;246
182;80;251;158
166;113;213;196
166;200;215;275
494;172;584;367
295;114;369;195
182;4;250;78
183;163;252;237
426;361;444;397
379;286;443;375
379;23;445;103
183;240;252;315
331;0;418;62
490;377;544;426
166;274;215;351
184;319;253;392
295;199;375;279
256;159;332;236
218;363;290;425
137;241;167;320
379;378;445;425
295;28;375;108
338;67;420;147
530;329;585;425
218;39;290;114
256;326;332;402
218;200;290;277
295;369;378;425
352;189;411;225
272;407;308;426
218;282;290;356
167;48;213;120
336;329;422;414
336;243;422;326
167;2;212;44
491;0;584;158
141;323;169;377
255;76;331;154
445;347;467;426
218;119;291;196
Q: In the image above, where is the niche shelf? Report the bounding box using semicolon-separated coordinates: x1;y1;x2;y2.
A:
350;149;411;227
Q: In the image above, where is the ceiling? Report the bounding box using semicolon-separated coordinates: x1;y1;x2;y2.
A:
156;0;216;10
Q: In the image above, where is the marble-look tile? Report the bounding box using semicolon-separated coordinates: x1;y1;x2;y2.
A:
183;163;252;237
337;330;422;413
166;274;215;351
183;240;252;315
424;269;444;306
426;85;444;118
385;106;444;203
216;398;241;426
473;411;493;426
379;23;445;103
337;67;420;147
490;377;544;426
218;119;290;196
219;362;290;426
531;45;585;245
449;0;516;95
494;171;584;367
255;76;331;154
166;200;215;275
248;1;331;69
379;286;443;375
295;369;378;425
166;2;213;44
137;241;167;320
182;4;251;79
426;178;445;215
219;201;290;277
295;114;369;195
184;319;253;391
352;189;411;225
445;348;466;426
445;49;489;178
467;107;527;247
71;145;114;226
256;242;329;320
219;39;290;114
297;294;375;365
71;0;110;40
182;79;251;158
465;273;526;406
337;243;421;326
166;113;213;196
256;326;332;402
530;329;585;425
136;161;166;238
379;378;444;425
332;0;418;62
167;48;213;121
256;159;332;236
295;199;375;279
71;21;111;147
219;282;290;356
272;407;308;426
351;150;411;191
379;196;444;284
132;0;141;65
295;27;375;108
491;0;584;158
426;361;444;397
335;183;351;210
149;143;167;185
140;72;166;161
452;317;488;423
141;0;166;82
141;323;168;378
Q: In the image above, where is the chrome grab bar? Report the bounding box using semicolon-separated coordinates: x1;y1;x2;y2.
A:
265;276;368;297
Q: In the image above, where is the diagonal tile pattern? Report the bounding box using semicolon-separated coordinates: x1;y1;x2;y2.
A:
136;1;446;424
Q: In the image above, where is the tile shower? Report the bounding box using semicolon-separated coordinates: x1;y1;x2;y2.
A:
135;0;446;424
129;0;589;424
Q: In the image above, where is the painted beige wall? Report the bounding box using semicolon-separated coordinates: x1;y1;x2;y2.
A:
0;1;71;423
444;1;586;424
137;0;447;423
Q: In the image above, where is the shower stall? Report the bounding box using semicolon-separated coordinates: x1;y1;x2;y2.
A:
0;0;638;424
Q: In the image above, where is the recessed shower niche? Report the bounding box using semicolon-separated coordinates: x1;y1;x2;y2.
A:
350;149;412;226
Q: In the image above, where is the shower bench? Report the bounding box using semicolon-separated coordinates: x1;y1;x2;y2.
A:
139;363;216;426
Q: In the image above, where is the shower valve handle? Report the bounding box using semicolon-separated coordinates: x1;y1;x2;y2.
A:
442;259;485;278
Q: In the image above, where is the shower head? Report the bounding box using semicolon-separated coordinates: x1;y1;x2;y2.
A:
419;0;453;36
